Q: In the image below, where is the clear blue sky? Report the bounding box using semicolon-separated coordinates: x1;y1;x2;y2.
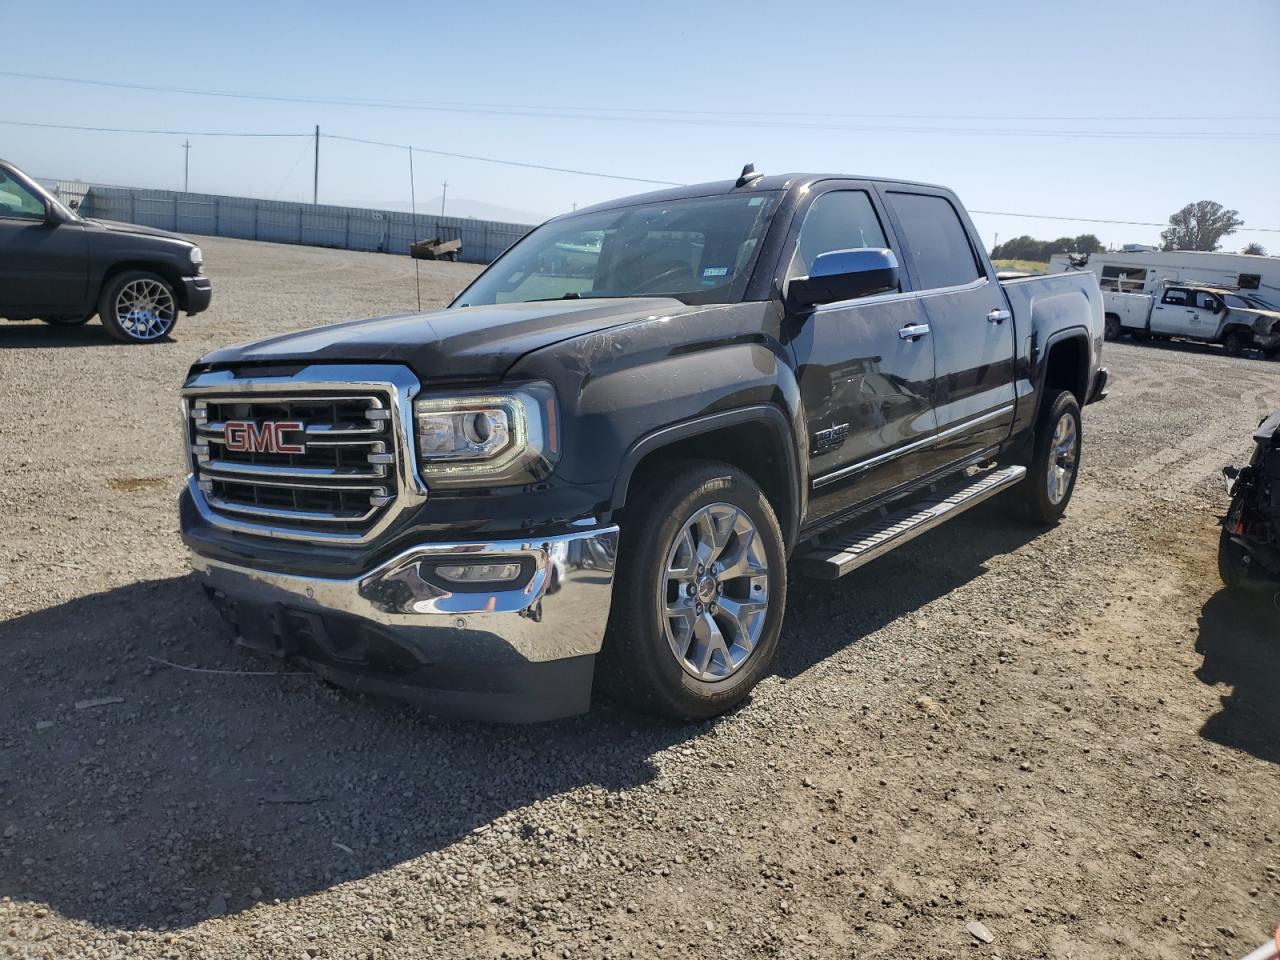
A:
3;0;1278;251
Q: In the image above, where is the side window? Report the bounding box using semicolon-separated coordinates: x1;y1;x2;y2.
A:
1194;292;1219;311
1161;288;1190;306
886;192;983;290
0;171;47;221
787;190;889;283
1100;265;1147;293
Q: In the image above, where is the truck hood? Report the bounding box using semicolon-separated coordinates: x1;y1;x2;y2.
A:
84;217;193;244
196;297;694;379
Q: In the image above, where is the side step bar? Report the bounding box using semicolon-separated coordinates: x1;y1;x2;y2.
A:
797;465;1027;580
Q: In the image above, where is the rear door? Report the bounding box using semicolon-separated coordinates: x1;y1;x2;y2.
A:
0;167;87;315
783;183;938;522
1149;286;1196;335
881;188;1016;469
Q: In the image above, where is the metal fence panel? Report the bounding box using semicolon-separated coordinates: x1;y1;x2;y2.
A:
67;179;532;264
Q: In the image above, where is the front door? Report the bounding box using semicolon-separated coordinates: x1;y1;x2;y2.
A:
882;189;1016;467
1189;290;1225;339
784;185;937;524
1149;286;1198;336
0;168;87;315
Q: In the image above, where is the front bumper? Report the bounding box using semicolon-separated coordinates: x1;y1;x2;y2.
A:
181;275;213;315
189;524;619;722
1087;366;1109;404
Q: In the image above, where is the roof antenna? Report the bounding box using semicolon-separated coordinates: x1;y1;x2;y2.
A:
736;163;764;188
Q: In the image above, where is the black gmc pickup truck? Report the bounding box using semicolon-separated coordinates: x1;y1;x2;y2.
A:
180;169;1107;722
0;159;211;343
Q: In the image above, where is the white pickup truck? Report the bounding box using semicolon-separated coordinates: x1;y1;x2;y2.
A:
1105;280;1280;358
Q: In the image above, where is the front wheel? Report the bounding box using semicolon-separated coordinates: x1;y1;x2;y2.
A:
599;461;787;720
1011;390;1082;526
98;270;180;343
1223;330;1251;358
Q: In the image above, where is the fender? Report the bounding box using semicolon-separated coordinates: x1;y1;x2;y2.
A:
1036;325;1093;407
610;404;804;547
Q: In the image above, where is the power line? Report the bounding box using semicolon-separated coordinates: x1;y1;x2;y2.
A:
0;118;308;137
4;70;1280;141
9;116;1279;234
970;209;1280;235
323;133;682;185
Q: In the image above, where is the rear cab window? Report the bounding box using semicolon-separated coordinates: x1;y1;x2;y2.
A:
884;191;983;290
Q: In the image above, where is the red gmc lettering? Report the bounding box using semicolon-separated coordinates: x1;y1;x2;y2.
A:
222;420;305;455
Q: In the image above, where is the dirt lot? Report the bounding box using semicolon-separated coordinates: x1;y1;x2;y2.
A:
1;237;1277;960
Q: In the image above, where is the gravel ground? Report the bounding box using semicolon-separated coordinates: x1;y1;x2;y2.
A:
1;236;1278;960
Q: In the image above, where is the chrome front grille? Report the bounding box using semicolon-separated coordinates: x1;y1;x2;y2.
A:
183;365;427;543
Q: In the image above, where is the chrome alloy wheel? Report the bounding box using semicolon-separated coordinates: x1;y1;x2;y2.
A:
1046;412;1079;505
114;278;176;340
662;502;770;681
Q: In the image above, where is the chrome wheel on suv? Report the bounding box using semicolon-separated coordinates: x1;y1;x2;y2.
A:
98;270;181;344
662;502;770;681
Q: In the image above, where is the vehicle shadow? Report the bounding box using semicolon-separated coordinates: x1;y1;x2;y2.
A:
0;501;1044;932
1118;334;1276;363
777;498;1042;678
1195;588;1280;764
0;321;122;348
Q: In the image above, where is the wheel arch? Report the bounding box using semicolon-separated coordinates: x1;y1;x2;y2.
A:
99;261;189;312
610;405;803;550
1039;328;1091;409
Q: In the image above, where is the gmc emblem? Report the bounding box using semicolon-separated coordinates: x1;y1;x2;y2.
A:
223;420;306;455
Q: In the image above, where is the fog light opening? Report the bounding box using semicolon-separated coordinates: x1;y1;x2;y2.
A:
434;562;523;585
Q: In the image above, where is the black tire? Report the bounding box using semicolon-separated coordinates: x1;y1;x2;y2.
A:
1218;527;1250;591
1223;329;1251;357
1011;390;1082;526
599;460;787;720
1104;314;1122;341
40;315;92;326
1132;327;1151;342
98;270;180;343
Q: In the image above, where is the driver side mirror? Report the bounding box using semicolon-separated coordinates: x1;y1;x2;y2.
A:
787;248;899;310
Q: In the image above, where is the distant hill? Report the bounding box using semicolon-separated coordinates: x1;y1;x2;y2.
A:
372;196;545;225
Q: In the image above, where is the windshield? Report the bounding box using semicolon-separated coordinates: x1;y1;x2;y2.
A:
454;192;782;307
0;166;79;222
1224;293;1276;311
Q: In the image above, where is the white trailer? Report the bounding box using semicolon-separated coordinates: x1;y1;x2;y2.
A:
1048;250;1280;307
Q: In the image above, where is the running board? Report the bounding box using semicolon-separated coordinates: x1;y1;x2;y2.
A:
797;465;1027;580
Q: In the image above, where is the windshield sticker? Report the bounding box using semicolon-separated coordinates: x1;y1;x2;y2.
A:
702;267;729;278
747;197;764;206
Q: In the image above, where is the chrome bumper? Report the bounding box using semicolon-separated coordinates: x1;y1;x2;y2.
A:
188;525;620;666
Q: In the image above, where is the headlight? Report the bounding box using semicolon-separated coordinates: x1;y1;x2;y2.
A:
413;382;559;487
189;246;203;267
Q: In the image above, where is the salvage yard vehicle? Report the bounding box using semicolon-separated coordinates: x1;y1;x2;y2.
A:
179;168;1107;722
1221;410;1280;598
0;159;211;343
1102;278;1280;356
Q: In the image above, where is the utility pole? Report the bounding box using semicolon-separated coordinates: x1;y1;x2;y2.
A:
313;124;320;205
992;232;999;253
182;140;191;192
440;181;447;217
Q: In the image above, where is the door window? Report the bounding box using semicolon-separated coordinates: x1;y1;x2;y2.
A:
886;192;983;290
1194;292;1220;312
786;190;889;285
0;170;46;220
1161;288;1191;306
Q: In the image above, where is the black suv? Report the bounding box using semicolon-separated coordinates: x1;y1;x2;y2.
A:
0;159;212;343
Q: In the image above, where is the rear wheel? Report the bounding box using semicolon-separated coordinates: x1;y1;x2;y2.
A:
599;461;787;720
1104;314;1122;341
98;270;179;343
1223;329;1251;357
1218;526;1251;590
1011;390;1082;526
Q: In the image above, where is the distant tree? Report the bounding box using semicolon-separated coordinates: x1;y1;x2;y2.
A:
991;233;1103;261
1243;241;1267;256
1160;201;1244;252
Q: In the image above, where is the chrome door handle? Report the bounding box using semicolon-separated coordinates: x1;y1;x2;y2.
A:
899;323;931;341
987;308;1011;324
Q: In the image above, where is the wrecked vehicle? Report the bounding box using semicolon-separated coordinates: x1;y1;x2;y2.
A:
1221;410;1280;596
180;168;1107;722
1102;278;1280;357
